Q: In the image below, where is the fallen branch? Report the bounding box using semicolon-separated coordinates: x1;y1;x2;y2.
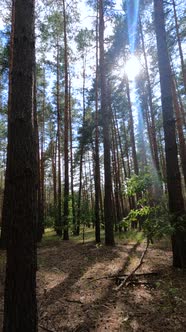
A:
39;325;55;332
65;298;83;304
87;275;117;282
116;271;159;280
87;271;159;283
126;280;156;287
115;239;150;291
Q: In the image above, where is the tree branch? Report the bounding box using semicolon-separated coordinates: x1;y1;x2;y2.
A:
115;240;150;291
39;325;55;332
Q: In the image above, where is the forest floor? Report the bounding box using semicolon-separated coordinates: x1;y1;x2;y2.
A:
0;229;186;332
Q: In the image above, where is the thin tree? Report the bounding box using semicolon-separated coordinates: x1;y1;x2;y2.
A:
125;77;139;175
69;81;76;233
139;15;160;175
3;0;38;330
56;40;62;236
63;0;69;240
171;76;186;188
39;68;46;237
33;67;43;242
94;0;101;243
172;0;186;94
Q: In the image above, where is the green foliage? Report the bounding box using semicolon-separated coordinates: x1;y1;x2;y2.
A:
142;204;173;242
123;202;173;242
126;170;159;197
45;215;54;228
75;28;94;55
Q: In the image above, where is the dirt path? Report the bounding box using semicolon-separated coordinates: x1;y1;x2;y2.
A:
0;239;186;331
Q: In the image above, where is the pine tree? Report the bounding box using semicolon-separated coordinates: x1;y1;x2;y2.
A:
154;0;186;268
99;0;114;245
3;0;38;330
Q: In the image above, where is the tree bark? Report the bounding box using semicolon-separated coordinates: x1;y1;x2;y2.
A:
39;68;45;238
33;66;43;242
154;0;186;268
3;0;38;330
99;0;114;245
172;76;186;188
56;41;62;237
0;0;15;249
63;0;69;240
94;2;101;242
172;0;186;95
69;82;76;234
126;77;139;175
139;16;160;174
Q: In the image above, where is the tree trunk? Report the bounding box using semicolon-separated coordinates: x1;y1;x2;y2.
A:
126;77;139;175
51;138;57;226
172;0;186;95
39;69;45;237
0;0;15;249
112;139;121;230
94;3;101;242
76;56;86;235
139;16;160;174
172;76;186;189
99;0;114;245
113;111;125;219
56;41;62;237
69;82;76;234
3;0;38;330
33;67;43;242
63;0;69;240
154;0;186;268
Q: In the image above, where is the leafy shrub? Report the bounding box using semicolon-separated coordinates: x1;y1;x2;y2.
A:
121;203;173;242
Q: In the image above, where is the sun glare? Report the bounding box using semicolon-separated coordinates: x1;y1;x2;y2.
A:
125;55;141;81
113;55;141;82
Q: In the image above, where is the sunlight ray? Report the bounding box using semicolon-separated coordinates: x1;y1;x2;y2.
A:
126;0;140;54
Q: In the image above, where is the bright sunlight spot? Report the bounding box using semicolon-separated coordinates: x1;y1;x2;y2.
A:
125;55;141;81
113;55;141;82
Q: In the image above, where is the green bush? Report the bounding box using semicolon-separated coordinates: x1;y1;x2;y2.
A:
121;203;173;243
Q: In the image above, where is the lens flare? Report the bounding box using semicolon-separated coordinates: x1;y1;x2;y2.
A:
125;55;141;80
126;0;140;54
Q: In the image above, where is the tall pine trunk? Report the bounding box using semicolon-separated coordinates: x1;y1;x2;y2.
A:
33;68;43;242
39;69;45;237
0;1;15;249
172;0;186;94
94;2;101;243
63;0;69;240
172;77;186;188
69;82;76;233
56;41;62;237
99;0;114;245
126;77;139;175
139;16;160;174
76;58;86;235
154;0;186;268
3;0;38;330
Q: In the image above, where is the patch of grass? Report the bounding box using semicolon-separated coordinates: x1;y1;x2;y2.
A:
39;227;105;248
115;230;144;244
40;227;145;248
38;228;62;247
72;227;105;244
